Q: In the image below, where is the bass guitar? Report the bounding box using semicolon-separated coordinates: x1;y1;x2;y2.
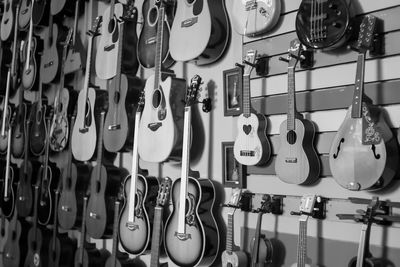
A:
232;0;281;37
329;15;399;191
296;0;353;49
275;39;320;185
164;75;220;267
138;0;186;163
58;114;91;230
169;0;230;65
137;0;175;69
234;50;271;166
221;189;248;267
119;91;159;255
0;0;16;42
149;177;172;267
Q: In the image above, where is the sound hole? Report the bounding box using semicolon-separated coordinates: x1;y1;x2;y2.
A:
57;102;63;113
152;89;162;109
67;177;72;189
187;0;195;4
96;181;101;193
286;130;297;145
333;138;345;159
148;7;158;26
108;17;116;34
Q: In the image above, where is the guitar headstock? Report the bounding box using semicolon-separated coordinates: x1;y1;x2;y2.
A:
288;39;303;68
156;177;172;207
185;75;202;107
87;16;102;37
243;50;257;76
298;194;317;222
355;15;377;53
137;90;145;113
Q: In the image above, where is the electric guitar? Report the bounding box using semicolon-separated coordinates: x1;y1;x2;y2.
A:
137;0;175;69
296;0;353;50
150;177;172;267
329;15;399;191
164;75;220;267
138;0;186;163
275;39;320;185
169;0;230;65
232;0;281;37
0;0;16;42
221;189;248;267
234;50;271;166
119;91;159;255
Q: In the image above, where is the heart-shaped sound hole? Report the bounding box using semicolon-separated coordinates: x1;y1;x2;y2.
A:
243;125;252;135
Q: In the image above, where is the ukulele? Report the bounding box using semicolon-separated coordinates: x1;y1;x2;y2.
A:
275;39;320;185
105;200;135;267
169;0;230;65
71;16;106;162
37;113;61;226
0;0;16;42
51;0;75;16
58;114;91;230
329;15;398;191
137;0;175;69
250;195;273;267
74;196;110;267
48;183;77;267
138;0;186;163
86;111;127;239
232;0;281;37
164;75;220;267
49;28;76;152
119;91;159;255
149;177;172;267
234;50;271;166
296;0;353;50
103;4;141;153
221;189;248;267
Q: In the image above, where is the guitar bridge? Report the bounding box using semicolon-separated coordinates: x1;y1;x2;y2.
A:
61;205;71;212
104;44;115;51
108;124;121;130
181;17;198;28
148;122;162;132
285;157;298;163
175;232;192;241
79;127;88;133
126;222;139;231
89;212;99;219
240;150;255;157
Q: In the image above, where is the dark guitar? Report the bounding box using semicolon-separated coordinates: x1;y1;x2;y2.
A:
0;207;9;267
51;0;75;16
58;114;91;230
8;2;21;93
48;184;77;267
1;0;18;42
275;39;320;185
74;196;110;267
11;88;28;159
29;80;47;156
86;111;127;239
296;0;353;50
329;15;399;191
137;0;175;69
119;91;159;255
103;5;142;153
164;75;220;267
0;103;13;155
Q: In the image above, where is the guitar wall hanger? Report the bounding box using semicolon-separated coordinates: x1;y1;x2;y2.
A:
236;55;269;77
290;196;326;220
279;41;314;69
238;192;284;215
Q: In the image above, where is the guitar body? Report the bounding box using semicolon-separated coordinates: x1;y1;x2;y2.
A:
232;0;281;36
29;102;47;156
234;112;271;166
0;216;9;266
3;215;29;267
104;254;135;267
21;36;42;91
275;118;320;185
74;246;110;267
0;163;19;218
0;106;12;155
221;250;248;267
17;160;41;218
348;256;383;267
137;0;174;69
169;0;230;65
1;0;15;42
164;177;219;267
329;105;398;191
138;75;186;163
50;0;75;16
24;227;46;267
48;233;77;267
296;0;352;49
12;102;28;158
40;23;62;84
18;0;31;30
119;174;159;255
64;37;85;74
58;162;91;230
31;0;50;26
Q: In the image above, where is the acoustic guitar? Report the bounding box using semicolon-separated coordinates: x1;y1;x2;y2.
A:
11;88;28;159
0;0;16;42
221;189;248;267
0;211;9;267
296;0;353;49
234;50;271;166
232;0;281;37
164;75;220;267
169;0;230;65
329;15;399;191
0;97;13;155
275;39;320;185
19;0;49;29
7;1;20;93
29;80;47;156
119;91;159;255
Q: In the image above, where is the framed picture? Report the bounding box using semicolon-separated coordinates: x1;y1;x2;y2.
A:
222;141;246;188
223;67;243;116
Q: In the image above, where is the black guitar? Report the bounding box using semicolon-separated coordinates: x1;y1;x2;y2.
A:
11;88;29;159
29;79;47;156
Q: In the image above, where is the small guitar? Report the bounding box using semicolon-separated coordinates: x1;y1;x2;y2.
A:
296;0;353;49
221;189;248;267
0;0;16;42
137;0;175;69
329;15;399;191
234;50;271;166
119;91;159;255
275;39;320;185
169;0;230;65
164;75;220;267
232;0;281;37
149;177;172;267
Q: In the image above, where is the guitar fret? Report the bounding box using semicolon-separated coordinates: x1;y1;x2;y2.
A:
243;75;251;117
287;67;296;131
351;54;365;119
111;201;120;260
226;214;233;252
154;5;165;92
150;207;163;267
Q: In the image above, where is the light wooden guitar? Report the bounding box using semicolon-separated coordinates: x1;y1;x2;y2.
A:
0;0;16;42
232;0;281;37
234;50;271;166
169;0;230;65
275;39;320;185
221;189;248;267
329;15;399;191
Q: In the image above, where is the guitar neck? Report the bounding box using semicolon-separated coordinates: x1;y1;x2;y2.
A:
351;53;366;118
356;223;371;267
242;74;251;117
109;0;116;22
150;206;164;267
11;4;20;76
66;116;75;178
297;219;309;267
154;4;166;91
79;197;88;263
287;66;296;130
226;213;235;253
95;112;105;174
111;200;121;259
32;185;40;236
82;34;95;127
4;126;12;200
72;0;80;46
52;191;60;251
251;212;263;266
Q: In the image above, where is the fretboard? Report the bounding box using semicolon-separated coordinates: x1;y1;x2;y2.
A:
287;67;296;130
111;201;120;259
356;223;371;267
297;220;308;267
242;74;251;117
351;53;366;118
226;213;234;253
95;112;105;179
154;5;165;92
150;206;164;267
